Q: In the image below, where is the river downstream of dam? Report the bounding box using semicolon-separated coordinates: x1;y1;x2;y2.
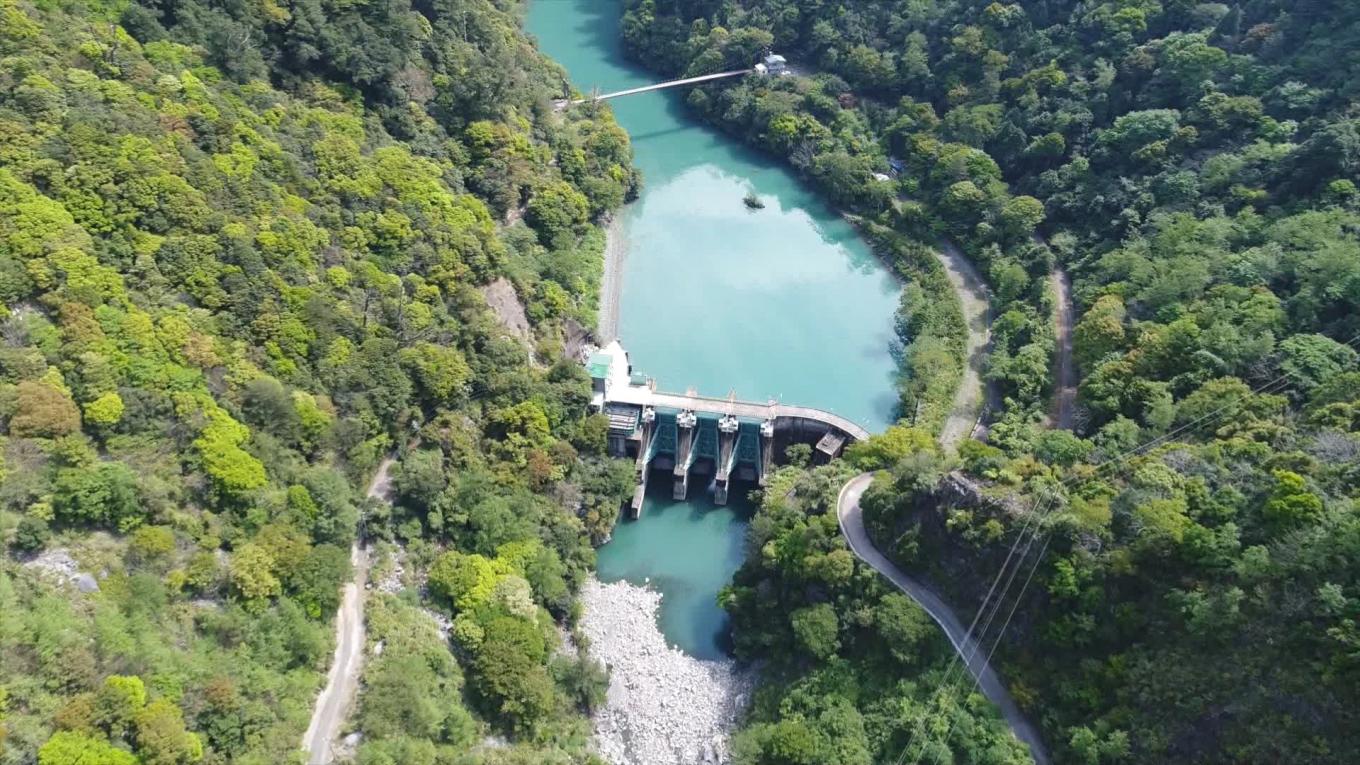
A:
528;0;899;660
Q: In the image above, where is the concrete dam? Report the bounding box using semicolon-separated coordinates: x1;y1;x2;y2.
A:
588;342;870;514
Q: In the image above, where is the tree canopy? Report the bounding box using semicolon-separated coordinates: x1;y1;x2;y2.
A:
0;0;633;760
622;0;1360;762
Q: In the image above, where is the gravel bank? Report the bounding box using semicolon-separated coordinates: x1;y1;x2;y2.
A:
597;215;627;342
580;578;754;765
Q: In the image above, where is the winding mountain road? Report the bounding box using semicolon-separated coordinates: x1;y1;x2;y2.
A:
301;457;394;764
837;473;1049;764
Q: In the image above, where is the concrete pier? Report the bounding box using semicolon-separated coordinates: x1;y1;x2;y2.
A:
714;415;739;505
634;407;656;480
629;407;657;516
673;410;698;500
759;420;774;487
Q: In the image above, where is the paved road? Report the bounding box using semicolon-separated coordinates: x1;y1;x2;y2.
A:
1050;269;1076;430
301;458;393;763
932;240;994;449
836;473;1049;764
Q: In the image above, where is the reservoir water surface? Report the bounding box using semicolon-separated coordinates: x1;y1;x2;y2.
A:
527;0;900;660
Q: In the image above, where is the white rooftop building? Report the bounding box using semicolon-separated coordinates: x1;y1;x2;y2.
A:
762;54;788;75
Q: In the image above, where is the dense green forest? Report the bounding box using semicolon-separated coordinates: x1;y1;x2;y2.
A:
621;1;1360;763
721;446;1032;765
4;0;1360;763
0;0;637;762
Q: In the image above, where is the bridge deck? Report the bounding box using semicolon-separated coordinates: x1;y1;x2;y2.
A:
570;69;752;104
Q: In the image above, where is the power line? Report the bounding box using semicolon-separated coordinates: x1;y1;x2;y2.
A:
905;376;1292;764
893;332;1360;765
907;372;1305;765
910;343;1356;763
895;483;1062;765
893;478;1059;765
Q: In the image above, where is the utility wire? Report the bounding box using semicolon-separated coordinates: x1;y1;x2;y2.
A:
892;331;1360;765
895;483;1061;765
907;340;1359;763
906;371;1305;765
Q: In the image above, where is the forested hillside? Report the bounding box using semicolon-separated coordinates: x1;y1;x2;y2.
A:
721;448;1033;765
0;0;636;762
621;1;1360;763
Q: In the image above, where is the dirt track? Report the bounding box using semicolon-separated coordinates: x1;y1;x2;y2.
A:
301;458;393;763
933;240;993;450
1050;269;1076;430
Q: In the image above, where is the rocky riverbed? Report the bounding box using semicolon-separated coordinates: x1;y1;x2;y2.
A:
580;578;754;765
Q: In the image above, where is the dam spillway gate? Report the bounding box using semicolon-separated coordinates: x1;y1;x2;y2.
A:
588;341;870;516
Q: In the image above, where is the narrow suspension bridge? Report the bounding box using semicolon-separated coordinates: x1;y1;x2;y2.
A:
555;54;787;109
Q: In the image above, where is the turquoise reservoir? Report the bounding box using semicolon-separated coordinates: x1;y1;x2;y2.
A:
527;0;900;660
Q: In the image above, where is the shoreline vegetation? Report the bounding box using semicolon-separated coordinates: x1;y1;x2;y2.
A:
1;0;1354;762
581;61;982;441
850;220;968;438
613;2;1360;764
614;5;1065;448
0;0;642;760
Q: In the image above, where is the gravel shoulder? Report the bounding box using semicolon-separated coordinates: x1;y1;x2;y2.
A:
580;578;754;765
598;214;627;342
933;239;994;450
